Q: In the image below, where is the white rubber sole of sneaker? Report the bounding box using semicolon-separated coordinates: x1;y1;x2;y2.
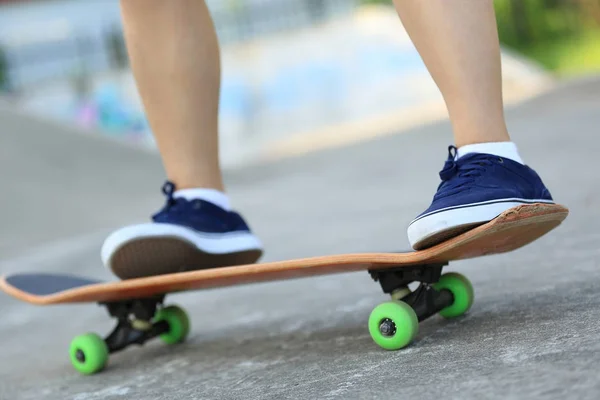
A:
407;198;555;250
101;223;264;269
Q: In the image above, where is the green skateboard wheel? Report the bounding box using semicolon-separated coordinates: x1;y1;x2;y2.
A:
433;272;474;319
153;305;190;344
368;301;418;350
69;333;109;375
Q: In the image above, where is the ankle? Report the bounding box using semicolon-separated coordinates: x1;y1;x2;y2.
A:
168;174;225;193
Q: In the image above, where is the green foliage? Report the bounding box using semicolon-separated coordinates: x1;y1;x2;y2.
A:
511;27;600;75
494;0;600;74
494;0;588;47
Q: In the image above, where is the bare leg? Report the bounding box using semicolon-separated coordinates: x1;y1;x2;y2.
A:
397;1;556;250
120;0;223;190
102;1;262;279
393;0;510;147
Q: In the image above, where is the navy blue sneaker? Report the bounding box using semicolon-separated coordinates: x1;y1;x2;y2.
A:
101;181;263;279
407;146;554;250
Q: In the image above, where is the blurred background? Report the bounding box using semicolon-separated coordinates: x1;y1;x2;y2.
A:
1;2;599;396
1;0;598;166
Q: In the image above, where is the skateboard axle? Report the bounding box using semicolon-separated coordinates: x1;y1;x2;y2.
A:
104;319;170;353
100;296;169;354
378;318;397;337
403;284;454;322
369;263;454;321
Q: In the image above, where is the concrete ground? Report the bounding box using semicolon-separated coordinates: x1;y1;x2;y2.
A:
0;76;599;399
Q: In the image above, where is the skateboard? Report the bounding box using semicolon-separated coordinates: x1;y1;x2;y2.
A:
0;203;568;375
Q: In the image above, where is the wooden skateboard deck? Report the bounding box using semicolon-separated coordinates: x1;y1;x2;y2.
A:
0;203;569;375
1;203;567;305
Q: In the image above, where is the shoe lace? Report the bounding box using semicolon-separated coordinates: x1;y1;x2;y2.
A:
157;180;188;213
437;145;494;192
162;180;176;204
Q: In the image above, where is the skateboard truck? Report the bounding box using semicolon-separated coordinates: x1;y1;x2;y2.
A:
67;296;191;375
369;262;453;321
99;295;169;354
367;262;474;349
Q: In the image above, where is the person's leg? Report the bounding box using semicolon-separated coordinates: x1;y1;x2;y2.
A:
394;0;554;249
394;0;509;147
120;0;222;190
101;0;262;279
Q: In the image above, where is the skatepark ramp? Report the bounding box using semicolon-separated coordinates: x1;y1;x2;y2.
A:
0;103;165;260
